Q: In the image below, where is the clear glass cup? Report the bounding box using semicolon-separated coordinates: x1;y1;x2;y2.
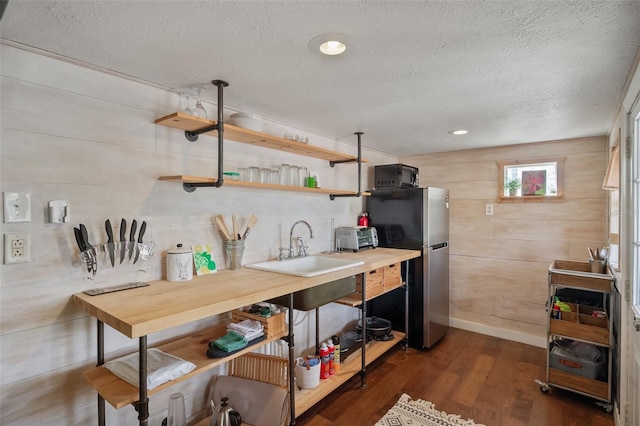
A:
270;169;279;185
260;168;272;184
191;86;207;119
290;165;300;187
237;167;249;181
167;393;186;426
299;167;309;187
279;164;291;186
248;167;260;183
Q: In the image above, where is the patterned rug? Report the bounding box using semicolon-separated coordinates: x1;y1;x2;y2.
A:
375;394;484;426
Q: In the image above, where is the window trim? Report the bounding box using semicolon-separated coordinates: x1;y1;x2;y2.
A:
497;157;566;203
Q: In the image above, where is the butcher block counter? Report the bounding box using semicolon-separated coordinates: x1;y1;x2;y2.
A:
72;248;419;338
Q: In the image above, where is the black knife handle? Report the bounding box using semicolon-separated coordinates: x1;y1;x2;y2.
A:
80;224;93;249
105;220;113;243
130;219;137;242
74;227;86;251
138;221;147;243
119;218;126;241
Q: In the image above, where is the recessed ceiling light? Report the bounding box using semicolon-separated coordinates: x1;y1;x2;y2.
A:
451;130;468;135
309;33;349;56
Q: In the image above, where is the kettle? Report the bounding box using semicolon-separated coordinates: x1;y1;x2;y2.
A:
210;397;242;426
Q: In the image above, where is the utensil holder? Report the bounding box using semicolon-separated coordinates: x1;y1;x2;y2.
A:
589;259;606;274
225;240;245;270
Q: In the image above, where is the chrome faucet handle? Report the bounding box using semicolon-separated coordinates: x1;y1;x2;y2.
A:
278;247;288;261
296;237;308;257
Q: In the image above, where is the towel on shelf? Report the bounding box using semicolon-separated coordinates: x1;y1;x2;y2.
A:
213;331;248;352
228;319;264;341
206;335;266;359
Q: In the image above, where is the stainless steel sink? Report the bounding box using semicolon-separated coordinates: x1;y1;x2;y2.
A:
265;275;357;311
245;255;364;278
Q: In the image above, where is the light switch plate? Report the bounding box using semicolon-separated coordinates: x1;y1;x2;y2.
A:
3;192;31;223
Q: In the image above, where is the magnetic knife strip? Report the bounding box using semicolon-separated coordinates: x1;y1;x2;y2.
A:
84;281;149;296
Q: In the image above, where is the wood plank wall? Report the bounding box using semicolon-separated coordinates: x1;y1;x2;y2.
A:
0;45;396;425
400;136;608;346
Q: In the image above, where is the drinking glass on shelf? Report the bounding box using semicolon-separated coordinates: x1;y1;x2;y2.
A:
260;168;272;184
237;168;249;181
270;169;279;185
191;86;207;119
299;167;309;187
167;393;186;426
290;165;300;187
248;167;261;183
279;164;291;186
180;92;195;116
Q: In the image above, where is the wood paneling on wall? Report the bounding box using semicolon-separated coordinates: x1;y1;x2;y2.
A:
401;136;608;347
0;45;397;425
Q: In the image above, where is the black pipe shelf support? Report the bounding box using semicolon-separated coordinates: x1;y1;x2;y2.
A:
329;132;363;200
181;79;229;193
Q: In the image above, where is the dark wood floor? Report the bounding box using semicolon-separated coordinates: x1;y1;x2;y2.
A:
295;328;614;426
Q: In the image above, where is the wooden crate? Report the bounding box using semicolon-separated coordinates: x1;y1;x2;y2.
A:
549;303;609;345
383;263;401;290
355;268;384;298
548;260;612;292
231;309;286;338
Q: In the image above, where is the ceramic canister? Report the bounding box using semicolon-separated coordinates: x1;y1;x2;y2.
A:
167;243;193;282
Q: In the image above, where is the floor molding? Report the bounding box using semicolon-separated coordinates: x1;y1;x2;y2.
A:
451;318;547;348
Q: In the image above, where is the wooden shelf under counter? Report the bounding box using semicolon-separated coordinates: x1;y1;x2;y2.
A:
83;316;289;409
157;175;371;196
155;112;368;163
192;331;405;426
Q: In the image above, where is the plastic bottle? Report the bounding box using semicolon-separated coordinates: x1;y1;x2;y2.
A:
326;340;335;376
332;335;340;372
319;343;330;379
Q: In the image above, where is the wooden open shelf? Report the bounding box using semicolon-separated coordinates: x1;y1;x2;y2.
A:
155;112;367;163
294;331;404;416
335;281;405;307
158;175;371;196
83;317;288;409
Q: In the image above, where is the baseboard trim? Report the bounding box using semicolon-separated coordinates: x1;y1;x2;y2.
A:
450;318;547;348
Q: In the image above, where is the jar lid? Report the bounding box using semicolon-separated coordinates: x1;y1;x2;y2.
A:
167;243;192;255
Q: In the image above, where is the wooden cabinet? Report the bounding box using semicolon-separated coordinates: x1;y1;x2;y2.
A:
542;260;614;408
73;248;419;425
155;112;369;197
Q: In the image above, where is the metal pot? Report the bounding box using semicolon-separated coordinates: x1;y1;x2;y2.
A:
356;316;392;337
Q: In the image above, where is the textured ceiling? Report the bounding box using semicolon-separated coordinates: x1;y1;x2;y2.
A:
1;1;639;156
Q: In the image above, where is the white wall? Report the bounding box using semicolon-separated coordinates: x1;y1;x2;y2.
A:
0;44;397;425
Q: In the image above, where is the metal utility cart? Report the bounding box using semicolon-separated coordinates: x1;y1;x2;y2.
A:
538;260;615;411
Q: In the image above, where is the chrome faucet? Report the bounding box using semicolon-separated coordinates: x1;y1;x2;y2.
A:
286;220;314;259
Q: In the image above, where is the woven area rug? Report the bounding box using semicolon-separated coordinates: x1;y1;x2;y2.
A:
375;394;484;426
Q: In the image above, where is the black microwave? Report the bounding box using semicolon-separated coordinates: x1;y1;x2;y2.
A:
374;164;419;188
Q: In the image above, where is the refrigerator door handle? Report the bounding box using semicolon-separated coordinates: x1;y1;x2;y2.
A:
430;242;448;250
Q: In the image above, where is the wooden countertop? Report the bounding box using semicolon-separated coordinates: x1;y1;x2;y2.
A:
72;248;419;339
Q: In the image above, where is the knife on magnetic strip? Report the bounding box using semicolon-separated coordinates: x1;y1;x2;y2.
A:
105;219;115;267
128;219;137;261
133;221;146;264
119;218;127;264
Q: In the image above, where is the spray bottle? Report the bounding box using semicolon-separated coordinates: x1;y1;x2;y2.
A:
332;335;341;373
319;342;330;379
326;339;335;376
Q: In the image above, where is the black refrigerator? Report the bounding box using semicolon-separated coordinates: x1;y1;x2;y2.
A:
366;187;449;349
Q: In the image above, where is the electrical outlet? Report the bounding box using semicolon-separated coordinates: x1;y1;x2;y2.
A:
4;233;30;264
485;204;494;216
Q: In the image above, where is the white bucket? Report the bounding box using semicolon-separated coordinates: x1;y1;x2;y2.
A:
295;360;320;389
